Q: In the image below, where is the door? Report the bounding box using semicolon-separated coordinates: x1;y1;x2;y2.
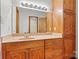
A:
38;17;47;33
29;47;44;59
6;49;28;59
29;16;38;33
64;13;75;35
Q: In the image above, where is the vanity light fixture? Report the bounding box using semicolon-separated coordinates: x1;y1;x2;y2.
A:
20;1;48;12
21;1;25;6
42;7;47;11
33;4;38;9
26;3;33;8
24;3;29;7
37;6;41;9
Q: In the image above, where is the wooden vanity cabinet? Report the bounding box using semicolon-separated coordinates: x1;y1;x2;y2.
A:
64;12;75;35
64;0;75;12
29;47;44;59
63;0;76;58
45;39;64;59
2;39;64;59
45;45;63;59
6;49;29;59
2;45;29;59
64;36;75;59
2;40;44;59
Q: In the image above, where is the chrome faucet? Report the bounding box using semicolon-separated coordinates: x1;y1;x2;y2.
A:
24;32;29;38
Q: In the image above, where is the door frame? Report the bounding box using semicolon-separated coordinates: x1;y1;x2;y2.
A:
28;16;38;33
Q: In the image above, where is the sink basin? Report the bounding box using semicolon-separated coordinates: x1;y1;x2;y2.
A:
19;38;34;40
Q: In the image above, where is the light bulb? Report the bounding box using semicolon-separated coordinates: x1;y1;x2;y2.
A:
24;3;28;7
21;2;25;6
37;6;41;9
33;5;38;8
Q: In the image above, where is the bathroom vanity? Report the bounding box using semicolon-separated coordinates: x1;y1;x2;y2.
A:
1;0;76;59
2;33;64;59
2;33;75;59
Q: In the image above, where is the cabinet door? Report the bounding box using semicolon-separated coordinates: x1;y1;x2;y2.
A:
29;47;44;59
64;38;74;59
45;45;63;59
6;49;28;59
45;46;53;59
64;13;75;35
64;0;75;11
52;49;64;59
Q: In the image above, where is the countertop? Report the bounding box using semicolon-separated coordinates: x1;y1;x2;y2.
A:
1;33;63;43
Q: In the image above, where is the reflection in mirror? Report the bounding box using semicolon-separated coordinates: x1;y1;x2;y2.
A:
38;17;47;33
29;16;38;33
15;0;54;34
29;16;47;33
16;7;48;34
16;7;19;33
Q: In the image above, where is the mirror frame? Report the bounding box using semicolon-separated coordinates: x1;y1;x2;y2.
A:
16;7;19;33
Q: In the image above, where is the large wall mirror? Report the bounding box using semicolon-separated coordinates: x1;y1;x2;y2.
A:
16;0;52;33
1;0;63;36
16;9;47;33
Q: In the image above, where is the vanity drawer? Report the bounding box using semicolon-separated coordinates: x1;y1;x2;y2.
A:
45;39;63;49
2;40;44;51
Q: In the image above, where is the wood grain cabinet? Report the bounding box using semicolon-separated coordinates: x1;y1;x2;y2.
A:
45;45;53;59
6;47;44;59
29;47;44;59
63;0;76;58
64;37;75;59
45;39;64;59
6;49;28;59
45;45;63;59
2;39;64;59
2;40;44;59
64;12;75;35
64;0;75;12
63;0;76;36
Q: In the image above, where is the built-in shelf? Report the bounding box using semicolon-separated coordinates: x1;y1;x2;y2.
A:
18;6;49;13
